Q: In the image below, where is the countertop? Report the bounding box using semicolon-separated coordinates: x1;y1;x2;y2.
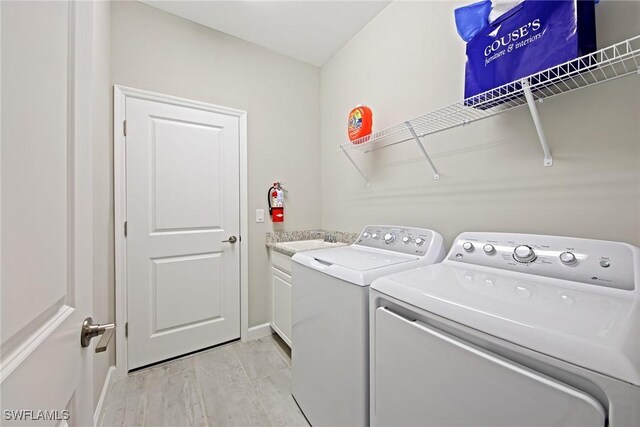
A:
266;229;359;257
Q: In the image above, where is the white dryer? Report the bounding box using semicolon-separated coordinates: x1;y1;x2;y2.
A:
291;225;445;427
370;232;640;427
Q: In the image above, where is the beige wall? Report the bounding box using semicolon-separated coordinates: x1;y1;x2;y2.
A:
93;0;114;409
320;1;640;248
110;1;321;327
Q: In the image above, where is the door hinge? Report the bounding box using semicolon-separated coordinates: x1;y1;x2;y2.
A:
123;120;127;136
124;221;127;237
125;322;128;338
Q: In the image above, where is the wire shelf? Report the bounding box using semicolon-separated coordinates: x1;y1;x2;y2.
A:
338;35;640;156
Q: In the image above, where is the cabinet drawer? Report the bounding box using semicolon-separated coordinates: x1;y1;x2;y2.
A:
271;250;292;274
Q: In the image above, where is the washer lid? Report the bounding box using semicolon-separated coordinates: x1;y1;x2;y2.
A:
371;263;640;386
309;246;419;271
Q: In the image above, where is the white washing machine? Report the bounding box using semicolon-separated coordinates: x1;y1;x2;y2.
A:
291;225;445;427
370;232;640;427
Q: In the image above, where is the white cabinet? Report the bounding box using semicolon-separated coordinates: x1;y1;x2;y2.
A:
272;268;292;346
270;250;293;346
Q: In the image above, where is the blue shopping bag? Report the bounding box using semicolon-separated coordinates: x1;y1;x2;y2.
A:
463;0;597;101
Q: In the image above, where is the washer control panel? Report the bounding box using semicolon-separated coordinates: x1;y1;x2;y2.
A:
355;225;437;256
447;232;637;291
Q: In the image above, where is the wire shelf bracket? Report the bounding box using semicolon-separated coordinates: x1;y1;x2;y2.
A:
337;35;640;181
405;121;440;180
341;150;370;186
522;79;553;166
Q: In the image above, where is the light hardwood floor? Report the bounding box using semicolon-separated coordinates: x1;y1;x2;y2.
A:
99;334;308;427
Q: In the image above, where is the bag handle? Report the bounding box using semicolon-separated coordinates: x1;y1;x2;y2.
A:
490;0;525;26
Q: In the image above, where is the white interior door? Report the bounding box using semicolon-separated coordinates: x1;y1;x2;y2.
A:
1;1;96;425
125;95;241;370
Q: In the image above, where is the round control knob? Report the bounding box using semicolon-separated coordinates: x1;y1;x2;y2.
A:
483;244;496;255
513;245;536;263
415;238;425;246
384;233;396;244
559;251;577;265
362;232;371;239
402;236;412;245
371;233;379;240
462;242;474;252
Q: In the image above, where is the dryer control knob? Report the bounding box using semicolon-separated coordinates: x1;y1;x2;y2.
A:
559;251;577;265
415;238;425;246
402;236;412;244
483;244;496;254
371;233;379;240
362;232;371;239
384;233;396;244
462;242;474;252
514;245;536;263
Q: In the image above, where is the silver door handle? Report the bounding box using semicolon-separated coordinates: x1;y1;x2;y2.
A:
81;317;115;353
223;235;238;244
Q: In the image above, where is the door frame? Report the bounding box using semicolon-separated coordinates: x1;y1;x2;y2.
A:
113;85;249;378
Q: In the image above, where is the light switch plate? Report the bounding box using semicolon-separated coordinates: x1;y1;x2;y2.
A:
256;209;265;223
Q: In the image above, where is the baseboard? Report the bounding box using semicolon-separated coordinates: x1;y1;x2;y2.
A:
93;366;115;427
244;322;273;341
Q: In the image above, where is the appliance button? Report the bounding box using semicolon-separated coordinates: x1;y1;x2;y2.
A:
384;233;396;244
415;238;425;246
513;245;536;263
402;236;412;244
483;244;496;255
600;260;611;268
362;232;371;239
559;251;577;265
462;242;474;252
371;233;379;240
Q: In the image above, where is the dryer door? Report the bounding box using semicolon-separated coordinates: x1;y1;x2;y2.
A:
372;307;606;427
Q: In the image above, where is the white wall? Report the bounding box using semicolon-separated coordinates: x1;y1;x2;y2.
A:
111;1;321;327
320;1;640;247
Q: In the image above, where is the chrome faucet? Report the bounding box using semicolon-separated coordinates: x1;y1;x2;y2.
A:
324;233;337;243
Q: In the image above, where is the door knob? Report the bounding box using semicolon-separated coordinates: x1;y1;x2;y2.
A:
81;317;115;353
223;235;238;244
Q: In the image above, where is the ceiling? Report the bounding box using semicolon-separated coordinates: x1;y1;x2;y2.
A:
139;1;391;66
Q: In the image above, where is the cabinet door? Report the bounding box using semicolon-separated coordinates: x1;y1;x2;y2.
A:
272;268;292;346
372;307;606;427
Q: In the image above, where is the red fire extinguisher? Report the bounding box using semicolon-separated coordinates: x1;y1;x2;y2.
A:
268;182;284;223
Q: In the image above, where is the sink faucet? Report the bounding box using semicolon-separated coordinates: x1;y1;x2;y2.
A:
324;233;337;243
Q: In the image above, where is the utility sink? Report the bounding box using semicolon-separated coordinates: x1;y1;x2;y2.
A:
276;239;347;252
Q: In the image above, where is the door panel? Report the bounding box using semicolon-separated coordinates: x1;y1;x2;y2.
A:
1;2;96;425
126;97;240;369
373;307;606;427
153;253;223;332
1;0;70;346
152;118;222;232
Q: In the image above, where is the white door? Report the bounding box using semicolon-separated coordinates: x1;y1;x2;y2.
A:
125;95;241;370
1;2;97;426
